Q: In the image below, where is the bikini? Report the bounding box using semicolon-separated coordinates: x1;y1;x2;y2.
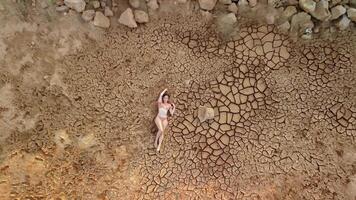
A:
158;106;169;119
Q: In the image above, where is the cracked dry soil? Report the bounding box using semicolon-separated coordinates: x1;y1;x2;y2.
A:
1;5;356;200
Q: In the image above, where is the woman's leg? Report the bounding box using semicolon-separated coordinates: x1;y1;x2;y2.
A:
154;117;164;149
157;119;168;152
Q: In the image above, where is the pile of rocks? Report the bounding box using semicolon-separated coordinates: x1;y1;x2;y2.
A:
196;0;355;38
117;0;152;28
55;0;113;28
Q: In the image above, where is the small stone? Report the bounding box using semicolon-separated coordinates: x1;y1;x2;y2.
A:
134;10;149;23
351;0;356;8
220;12;237;24
93;11;110;28
219;0;232;5
198;106;215;122
64;0;86;12
118;8;137;28
267;0;278;7
82;9;95;21
335;15;350;30
56;5;69;12
265;11;276;24
129;0;140;8
331;5;346;20
199;0;218;10
278;21;291;32
228;3;238;13
299;0;316;13
249;0;257;7
104;7;113;17
331;0;342;7
40;0;48;8
238;0;249;7
282;6;297;20
347;8;356;22
311;0;331;21
147;0;159;10
100;1;106;8
92;1;100;8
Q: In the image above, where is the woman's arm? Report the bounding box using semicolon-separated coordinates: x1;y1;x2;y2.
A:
169;103;176;115
157;88;167;103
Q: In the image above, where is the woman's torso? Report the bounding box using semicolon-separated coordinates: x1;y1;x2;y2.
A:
158;103;170;118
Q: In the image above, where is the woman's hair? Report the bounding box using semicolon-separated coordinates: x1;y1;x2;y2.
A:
162;93;170;102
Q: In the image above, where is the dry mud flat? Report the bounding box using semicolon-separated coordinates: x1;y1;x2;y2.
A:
1;0;356;200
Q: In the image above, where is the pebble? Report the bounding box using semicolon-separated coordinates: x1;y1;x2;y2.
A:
336;15;350;30
93;11;110;28
134;10;149;23
82;9;95;21
64;0;86;12
290;12;314;34
219;0;232;5
118;8;138;28
331;5;346;20
198;106;215;122
347;8;356;22
104;7;114;17
278;21;291;32
198;0;218;10
129;0;140;8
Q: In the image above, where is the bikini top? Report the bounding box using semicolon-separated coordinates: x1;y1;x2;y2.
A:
158;106;169;117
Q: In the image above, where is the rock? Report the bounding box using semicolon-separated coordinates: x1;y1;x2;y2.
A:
347;8;356;22
134;10;149;23
311;0;331;21
40;0;48;8
56;5;69;12
228;3;238;13
278;21;291;32
287;0;298;6
82;9;95;21
351;0;356;8
219;0;232;4
129;0;140;8
198;106;215;122
64;0;86;12
220;13;237;24
331;5;346;20
336;15;350;30
238;0;249;7
198;0;217;10
299;0;316;13
92;1;100;9
265;9;277;24
93;11;110;28
267;0;277;7
282;6;297;20
100;1;106;8
118;8;137;28
147;0;159;10
201;10;214;20
249;0;257;7
290;12;314;34
0;3;4;11
104;7;114;17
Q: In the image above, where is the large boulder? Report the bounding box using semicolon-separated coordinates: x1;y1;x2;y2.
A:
198;0;218;10
198;106;215;122
118;8;137;28
299;0;316;13
134;10;149;23
331;5;346;20
64;0;86;12
311;0;331;21
93;11;110;28
336;15;350;30
347;8;356;22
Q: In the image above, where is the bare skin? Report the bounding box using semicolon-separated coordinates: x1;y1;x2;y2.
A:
154;88;175;152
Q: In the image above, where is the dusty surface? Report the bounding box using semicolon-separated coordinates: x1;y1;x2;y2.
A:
1;0;356;200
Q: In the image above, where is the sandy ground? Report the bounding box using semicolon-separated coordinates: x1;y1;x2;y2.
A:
0;0;356;199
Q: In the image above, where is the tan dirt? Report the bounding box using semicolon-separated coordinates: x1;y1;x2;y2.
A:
0;0;356;199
